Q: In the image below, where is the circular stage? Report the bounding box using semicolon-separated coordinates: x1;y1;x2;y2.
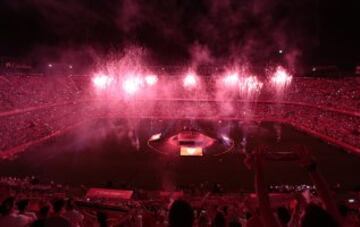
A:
148;129;234;157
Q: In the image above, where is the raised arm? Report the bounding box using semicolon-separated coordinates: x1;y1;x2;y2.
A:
288;193;306;227
295;146;343;224
245;146;281;227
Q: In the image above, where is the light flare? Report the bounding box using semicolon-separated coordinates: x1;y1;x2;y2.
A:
222;135;231;142
123;77;143;94
150;133;162;141
223;72;239;86
271;67;292;88
92;73;113;89
239;76;263;93
180;146;203;156
183;72;198;88
145;74;158;86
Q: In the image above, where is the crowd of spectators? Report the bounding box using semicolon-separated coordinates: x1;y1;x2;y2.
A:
1;147;360;227
1;75;359;112
285;77;360;112
0;74;359;157
0;75;92;112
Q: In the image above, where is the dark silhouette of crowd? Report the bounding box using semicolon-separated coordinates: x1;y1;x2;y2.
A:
1;146;359;227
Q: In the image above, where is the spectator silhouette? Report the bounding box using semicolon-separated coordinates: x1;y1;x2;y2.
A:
301;203;339;227
212;211;226;227
17;199;37;222
97;211;108;227
0;196;32;227
276;206;291;227
169;199;194;227
31;205;50;227
45;199;71;227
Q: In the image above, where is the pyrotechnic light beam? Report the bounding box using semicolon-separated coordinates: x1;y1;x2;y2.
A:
183;73;198;88
145;74;158;86
239;76;263;93
271;67;292;88
223;73;239;86
92;74;113;89
123;77;142;94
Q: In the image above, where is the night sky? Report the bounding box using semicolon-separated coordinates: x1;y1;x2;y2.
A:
0;0;359;69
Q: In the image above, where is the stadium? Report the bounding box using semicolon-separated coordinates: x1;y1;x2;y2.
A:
1;0;360;227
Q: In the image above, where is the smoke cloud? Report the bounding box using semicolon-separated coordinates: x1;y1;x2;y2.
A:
3;0;317;72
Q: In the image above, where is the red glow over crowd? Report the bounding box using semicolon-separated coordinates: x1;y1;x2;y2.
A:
0;66;360;227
